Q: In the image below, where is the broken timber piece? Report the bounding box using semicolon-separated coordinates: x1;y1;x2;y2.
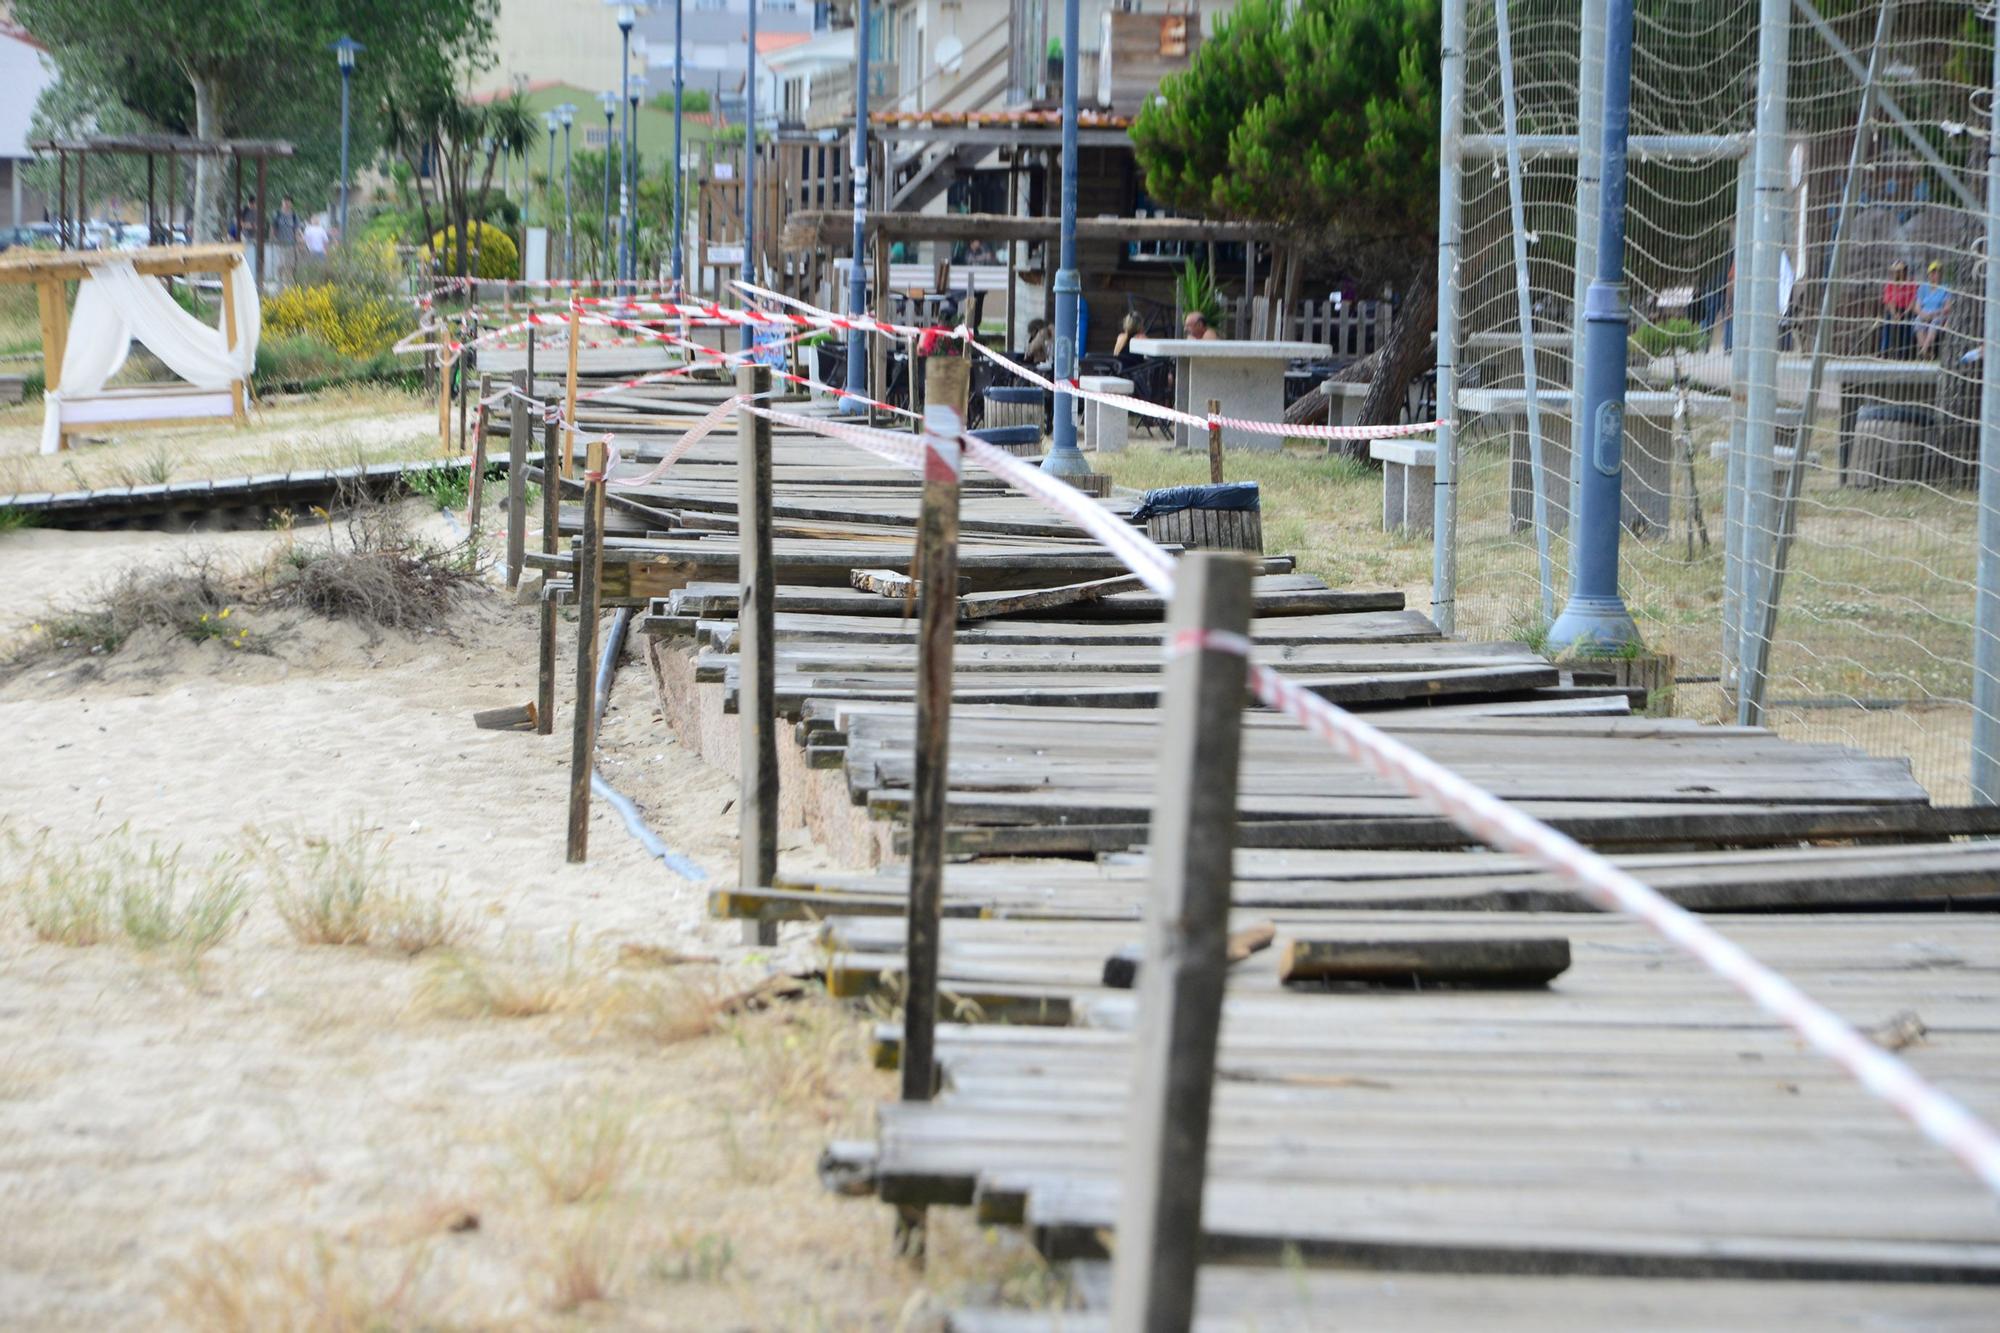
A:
473;702;538;732
1277;936;1572;988
959;573;1150;623
850;568;970;598
1102;920;1277;989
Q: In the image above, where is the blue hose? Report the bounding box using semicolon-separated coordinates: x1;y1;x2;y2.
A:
590;606;709;882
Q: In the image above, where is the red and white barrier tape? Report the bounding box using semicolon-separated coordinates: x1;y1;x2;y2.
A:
711;395;2000;1197
732;280;1441;444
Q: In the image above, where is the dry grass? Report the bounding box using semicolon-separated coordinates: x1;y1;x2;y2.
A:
264;825;465;956
163;1234;438;1333
0;387;435;497
541;1213;621;1313
9;834;247;959
412;949;597;1021
515;1098;644;1206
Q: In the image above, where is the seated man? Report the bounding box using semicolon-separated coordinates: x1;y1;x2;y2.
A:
1915;261;1952;357
1182;310;1221;340
1024;318;1052;363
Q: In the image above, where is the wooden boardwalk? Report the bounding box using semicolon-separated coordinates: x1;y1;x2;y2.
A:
535;370;2000;1325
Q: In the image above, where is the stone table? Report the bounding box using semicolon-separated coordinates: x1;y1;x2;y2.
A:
1130;337;1331;452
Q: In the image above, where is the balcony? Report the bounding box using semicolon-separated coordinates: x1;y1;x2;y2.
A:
804;60;900;130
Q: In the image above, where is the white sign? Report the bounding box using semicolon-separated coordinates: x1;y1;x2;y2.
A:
714;162;735;181
709;243;745;266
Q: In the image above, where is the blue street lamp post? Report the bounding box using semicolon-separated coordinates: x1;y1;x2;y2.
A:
607;4;645;289
627;73;646;284
742;0;758;351
839;0;871;412
672;0;686;285
332;36;364;238
1547;0;1641;653
559;103;577;280
599;90;619;280
1041;0;1089;477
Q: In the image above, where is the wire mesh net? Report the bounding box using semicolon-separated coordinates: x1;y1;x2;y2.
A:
1447;0;1995;801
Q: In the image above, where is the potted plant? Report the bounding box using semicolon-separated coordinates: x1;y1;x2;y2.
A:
1046;38;1063;89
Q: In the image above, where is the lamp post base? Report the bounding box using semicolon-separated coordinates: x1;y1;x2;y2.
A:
1546;593;1642;657
1040;441;1094;479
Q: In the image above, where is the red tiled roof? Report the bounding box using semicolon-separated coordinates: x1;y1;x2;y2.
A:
755;32;811;55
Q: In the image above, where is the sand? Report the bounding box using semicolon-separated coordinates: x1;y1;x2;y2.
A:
0;509;1028;1329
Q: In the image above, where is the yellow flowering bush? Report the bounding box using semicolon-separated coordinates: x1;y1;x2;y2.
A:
264;283;408;358
427;221;519;280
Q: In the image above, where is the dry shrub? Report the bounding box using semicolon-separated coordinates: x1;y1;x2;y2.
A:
266;492;472;631
725;986;867;1119
164;1234;434;1333
18;555;236;660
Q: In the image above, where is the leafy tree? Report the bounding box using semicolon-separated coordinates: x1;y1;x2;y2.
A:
13;0;497;239
383;81;535;280
1133;0;1439;427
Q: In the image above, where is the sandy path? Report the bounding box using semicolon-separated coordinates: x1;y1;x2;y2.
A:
0;517;1012;1329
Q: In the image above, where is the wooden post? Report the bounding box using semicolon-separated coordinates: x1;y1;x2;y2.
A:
563;301;582;479
219;261;247;425
538;415;561;736
438;338;453;453
506;370;529;589
566;435;607;863
457;316;476;453
254;156;268;288
467;371;493;535
1107;552;1253;1333
926;350;970;427
871;227;891;426
1207;397;1223;484
735;363;780;947
525;324;537;400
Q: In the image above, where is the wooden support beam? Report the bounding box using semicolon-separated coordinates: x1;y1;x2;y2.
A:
566;436;607;863
468;372;493;538
506;371;529;589
1108;552;1253;1333
538;415;561;737
737;363;780;947
1207;398;1224;485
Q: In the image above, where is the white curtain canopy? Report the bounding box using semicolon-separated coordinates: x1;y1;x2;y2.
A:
40;257;260;454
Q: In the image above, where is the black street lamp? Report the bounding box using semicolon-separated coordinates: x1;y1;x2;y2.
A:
558;102;577;278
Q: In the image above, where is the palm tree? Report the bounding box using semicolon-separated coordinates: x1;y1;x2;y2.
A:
385;78;536;279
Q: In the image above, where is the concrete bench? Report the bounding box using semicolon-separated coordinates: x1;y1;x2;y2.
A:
1459;388;1728;539
1077;375;1135;453
1370;438;1438;535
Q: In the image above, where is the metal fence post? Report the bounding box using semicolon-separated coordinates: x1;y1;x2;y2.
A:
1495;0;1554;623
1107;551;1253;1333
1568;0;1606;544
1431;0;1466;637
1971;26;2000;802
1733;0;1790;724
1721;154;1755;692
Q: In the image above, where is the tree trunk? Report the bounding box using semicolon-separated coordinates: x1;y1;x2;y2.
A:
189;71;226;242
1357;263;1437;430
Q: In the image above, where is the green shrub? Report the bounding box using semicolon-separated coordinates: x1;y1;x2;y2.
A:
428;221;519;280
1633;317;1706;358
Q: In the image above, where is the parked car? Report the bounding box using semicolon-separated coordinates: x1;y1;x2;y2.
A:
0;222;58;251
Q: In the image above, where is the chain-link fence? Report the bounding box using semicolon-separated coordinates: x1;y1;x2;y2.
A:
1441;0;1996;801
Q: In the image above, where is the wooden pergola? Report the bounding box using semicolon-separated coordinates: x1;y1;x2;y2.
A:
0;242;252;444
30;136;295;285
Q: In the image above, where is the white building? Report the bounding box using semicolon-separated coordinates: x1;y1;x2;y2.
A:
0;19;55;226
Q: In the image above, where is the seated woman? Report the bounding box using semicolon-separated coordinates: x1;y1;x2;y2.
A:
1024;318;1052;364
1112;312;1147;361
